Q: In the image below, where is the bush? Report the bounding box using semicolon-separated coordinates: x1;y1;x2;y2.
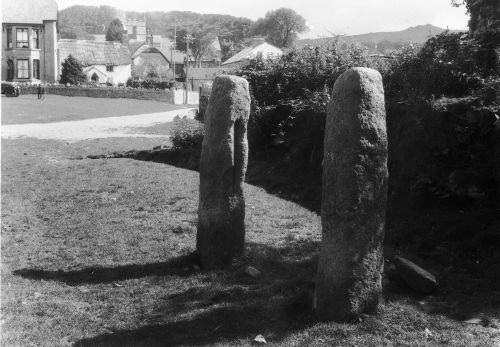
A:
383;31;498;100
169;118;204;150
235;40;369;159
126;78;176;90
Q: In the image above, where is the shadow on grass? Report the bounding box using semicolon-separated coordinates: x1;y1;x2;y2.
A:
84;147;322;213
75;305;311;347
13;253;200;285
73;241;319;346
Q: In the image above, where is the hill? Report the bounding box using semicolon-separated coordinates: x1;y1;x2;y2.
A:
296;24;466;52
58;5;253;59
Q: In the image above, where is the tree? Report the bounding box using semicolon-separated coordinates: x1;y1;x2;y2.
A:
59;5;123;39
451;0;499;71
451;0;500;36
106;18;124;42
60;55;86;85
176;28;220;67
249;8;308;48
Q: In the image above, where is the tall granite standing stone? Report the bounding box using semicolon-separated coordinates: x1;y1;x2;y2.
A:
315;67;388;321
198;82;212;122
197;75;250;269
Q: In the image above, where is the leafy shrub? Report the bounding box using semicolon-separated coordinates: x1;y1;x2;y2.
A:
235;40;369;159
170;118;204;150
126;78;176;90
383;31;498;100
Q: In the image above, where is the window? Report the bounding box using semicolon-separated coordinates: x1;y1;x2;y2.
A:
32;29;39;49
16;28;29;48
33;59;40;79
7;28;12;48
17;59;29;78
7;59;14;80
106;65;114;72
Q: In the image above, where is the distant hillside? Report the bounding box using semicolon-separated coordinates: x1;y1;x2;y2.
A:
296;24;466;52
58;5;253;59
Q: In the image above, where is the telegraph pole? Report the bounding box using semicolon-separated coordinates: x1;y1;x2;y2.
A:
185;33;192;103
172;22;177;81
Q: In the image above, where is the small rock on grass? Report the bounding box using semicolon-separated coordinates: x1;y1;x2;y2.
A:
254;334;267;344
463;318;482;325
246;266;261;277
394;256;438;294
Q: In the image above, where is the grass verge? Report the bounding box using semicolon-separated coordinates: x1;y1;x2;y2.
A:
1;135;499;346
1;95;190;125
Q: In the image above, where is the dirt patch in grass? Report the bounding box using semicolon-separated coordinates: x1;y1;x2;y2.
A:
2;136;500;346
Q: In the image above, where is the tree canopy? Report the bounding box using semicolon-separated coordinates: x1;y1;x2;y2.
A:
59;5;123;39
451;0;500;39
106;18;124;42
60;55;87;85
249;8;308;48
175;28;220;66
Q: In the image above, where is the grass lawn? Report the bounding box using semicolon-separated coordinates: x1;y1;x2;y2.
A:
1;133;499;345
1;95;191;125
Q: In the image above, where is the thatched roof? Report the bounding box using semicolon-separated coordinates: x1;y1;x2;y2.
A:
59;40;131;66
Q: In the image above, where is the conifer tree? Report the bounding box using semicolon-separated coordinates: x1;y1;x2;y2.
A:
60;55;86;85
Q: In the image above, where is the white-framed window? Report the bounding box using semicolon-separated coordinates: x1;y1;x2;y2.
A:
32;29;39;49
7;28;13;48
16;28;29;48
17;59;29;78
33;59;40;79
106;65;114;72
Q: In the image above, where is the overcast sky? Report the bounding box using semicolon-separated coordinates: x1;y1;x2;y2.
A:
56;0;470;38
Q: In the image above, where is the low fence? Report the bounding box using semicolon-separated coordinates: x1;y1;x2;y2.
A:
20;85;199;105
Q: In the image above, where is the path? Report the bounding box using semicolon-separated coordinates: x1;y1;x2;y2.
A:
1;108;197;141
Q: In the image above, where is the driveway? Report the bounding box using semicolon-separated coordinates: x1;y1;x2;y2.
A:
1;108;197;141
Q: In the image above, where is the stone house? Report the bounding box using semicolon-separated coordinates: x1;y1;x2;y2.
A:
58;40;131;85
1;0;58;82
221;38;283;69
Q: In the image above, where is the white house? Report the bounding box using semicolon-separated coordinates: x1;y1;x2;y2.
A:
58;39;131;85
221;38;283;68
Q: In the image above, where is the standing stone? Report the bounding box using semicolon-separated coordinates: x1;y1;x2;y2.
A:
197;75;250;269
198;82;212;122
315;67;388;321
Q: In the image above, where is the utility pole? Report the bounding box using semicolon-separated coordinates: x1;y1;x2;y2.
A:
172;22;176;81
185;33;192;104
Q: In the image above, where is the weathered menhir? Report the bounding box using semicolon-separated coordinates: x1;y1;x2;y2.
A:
197;75;250;269
315;67;388;321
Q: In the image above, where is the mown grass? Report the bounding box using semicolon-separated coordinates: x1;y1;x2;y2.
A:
1;95;190;125
2;133;500;346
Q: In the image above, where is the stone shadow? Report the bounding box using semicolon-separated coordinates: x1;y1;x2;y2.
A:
13;253;199;285
82;147;322;213
72;241;318;346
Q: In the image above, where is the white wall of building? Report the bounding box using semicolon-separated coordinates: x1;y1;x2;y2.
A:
90;64;131;85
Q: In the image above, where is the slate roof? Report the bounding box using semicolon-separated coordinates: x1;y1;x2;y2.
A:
58;40;131;66
2;0;58;24
222;40;283;66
